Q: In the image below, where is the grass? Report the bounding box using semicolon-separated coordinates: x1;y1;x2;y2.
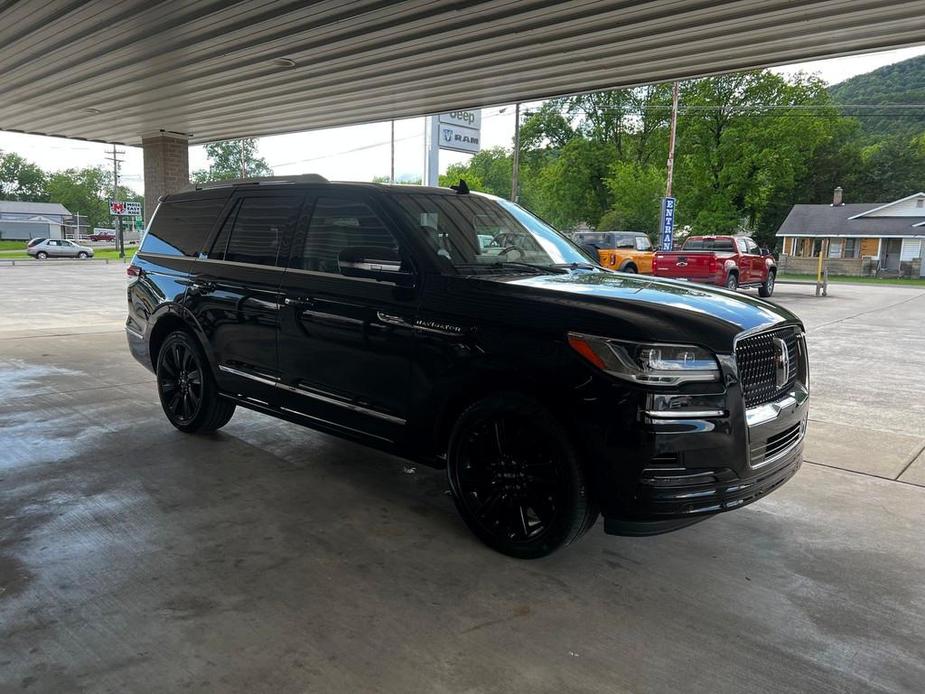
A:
0;247;137;261
0;240;26;250
778;273;925;287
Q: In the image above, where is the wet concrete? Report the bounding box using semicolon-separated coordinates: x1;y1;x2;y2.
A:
1;264;924;693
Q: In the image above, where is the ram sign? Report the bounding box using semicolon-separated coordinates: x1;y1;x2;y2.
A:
437;110;481;154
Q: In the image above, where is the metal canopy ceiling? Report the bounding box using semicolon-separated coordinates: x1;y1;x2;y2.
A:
2;0;925;146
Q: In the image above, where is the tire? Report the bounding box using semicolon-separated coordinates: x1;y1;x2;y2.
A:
77;251;88;259
446;393;598;559
621;264;638;274
36;251;48;260
156;330;235;434
758;271;776;297
725;273;738;291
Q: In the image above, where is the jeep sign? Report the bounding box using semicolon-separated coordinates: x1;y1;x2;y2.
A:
439;110;482;130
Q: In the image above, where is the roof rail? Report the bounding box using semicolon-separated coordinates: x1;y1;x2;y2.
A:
189;174;328;190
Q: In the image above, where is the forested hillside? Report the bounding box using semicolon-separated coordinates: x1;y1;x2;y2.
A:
829;55;925;139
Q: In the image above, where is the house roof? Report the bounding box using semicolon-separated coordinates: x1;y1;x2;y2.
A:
776;203;925;238
0;200;72;216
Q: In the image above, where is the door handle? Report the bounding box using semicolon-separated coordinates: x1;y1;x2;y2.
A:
377;311;412;328
190;280;216;292
285;297;313;307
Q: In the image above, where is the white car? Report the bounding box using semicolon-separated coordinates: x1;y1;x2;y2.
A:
26;238;95;260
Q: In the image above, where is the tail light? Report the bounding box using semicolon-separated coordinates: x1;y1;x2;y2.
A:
126;264;141;278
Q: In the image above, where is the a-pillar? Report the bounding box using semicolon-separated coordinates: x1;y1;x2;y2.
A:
142;131;190;224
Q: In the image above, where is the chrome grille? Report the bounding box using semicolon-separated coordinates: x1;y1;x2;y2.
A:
749;421;804;467
736;327;798;408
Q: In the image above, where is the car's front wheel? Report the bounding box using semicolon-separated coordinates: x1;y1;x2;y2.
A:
36;251;48;260
156;330;235;433
447;393;598;558
77;251;89;259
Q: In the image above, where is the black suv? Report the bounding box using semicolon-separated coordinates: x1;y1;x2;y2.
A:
126;176;809;558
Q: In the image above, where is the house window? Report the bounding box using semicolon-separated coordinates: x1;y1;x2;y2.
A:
843;239;858;258
917;199;924;208
828;239;843;258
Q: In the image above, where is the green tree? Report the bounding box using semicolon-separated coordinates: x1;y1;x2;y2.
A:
45;167;113;229
439;147;512;196
601;162;665;235
0;152;48;201
372;174;422;184
191;138;272;182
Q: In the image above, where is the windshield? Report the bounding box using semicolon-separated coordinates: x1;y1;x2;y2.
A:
392;192;594;270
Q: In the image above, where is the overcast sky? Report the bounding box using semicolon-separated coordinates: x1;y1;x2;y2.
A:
1;44;923;195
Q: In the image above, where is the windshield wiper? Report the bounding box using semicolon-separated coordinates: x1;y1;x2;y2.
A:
455;261;568;275
552;262;604;271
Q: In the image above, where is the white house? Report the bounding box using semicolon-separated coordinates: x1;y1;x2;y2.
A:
776;189;925;277
0;201;73;241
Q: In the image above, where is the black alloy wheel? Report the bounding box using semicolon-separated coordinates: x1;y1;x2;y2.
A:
156;330;235;433
447;393;598;558
759;271;775;298
725;273;738;291
622;264;638;274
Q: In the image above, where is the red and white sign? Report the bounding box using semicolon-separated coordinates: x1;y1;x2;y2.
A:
109;200;142;216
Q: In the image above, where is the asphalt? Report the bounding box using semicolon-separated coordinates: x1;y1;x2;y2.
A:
1;263;924;693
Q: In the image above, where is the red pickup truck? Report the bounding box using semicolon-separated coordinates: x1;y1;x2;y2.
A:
652;235;777;297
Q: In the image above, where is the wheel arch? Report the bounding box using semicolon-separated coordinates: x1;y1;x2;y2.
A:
147;305;217;376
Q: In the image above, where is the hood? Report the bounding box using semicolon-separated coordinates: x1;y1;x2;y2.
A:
476;270;800;350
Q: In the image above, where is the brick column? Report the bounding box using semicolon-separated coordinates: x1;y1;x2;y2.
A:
142;132;190;224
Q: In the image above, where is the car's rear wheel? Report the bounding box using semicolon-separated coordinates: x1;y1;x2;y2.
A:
447;393;598;559
725;273;738;291
36;251;48;260
622;263;638;274
77;251;89;259
156;330;235;433
759;271;775;297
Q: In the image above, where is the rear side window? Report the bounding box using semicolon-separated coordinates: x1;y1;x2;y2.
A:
296;197;399;273
208;195;303;267
142;197;226;257
683;238;735;251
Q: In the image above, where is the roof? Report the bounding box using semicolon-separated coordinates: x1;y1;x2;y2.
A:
776;204;925;238
0;201;72;216
1;1;924;145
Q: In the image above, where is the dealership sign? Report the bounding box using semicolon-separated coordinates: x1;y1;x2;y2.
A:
659;197;676;251
437;110;481;154
110;200;142;216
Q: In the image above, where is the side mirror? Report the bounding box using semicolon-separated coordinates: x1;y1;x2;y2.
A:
338;246;415;286
760;247;772;256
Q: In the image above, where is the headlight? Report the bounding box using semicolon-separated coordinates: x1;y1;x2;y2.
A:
568;332;720;386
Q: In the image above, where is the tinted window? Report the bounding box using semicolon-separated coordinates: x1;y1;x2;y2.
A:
210;195;302;267
297;197;398;273
635;236;652;251
744;238;759;254
574;232;615;247
393;193;589;268
142;197;226;257
683;237;735;251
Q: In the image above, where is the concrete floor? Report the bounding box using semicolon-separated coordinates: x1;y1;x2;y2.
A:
2;263;924;693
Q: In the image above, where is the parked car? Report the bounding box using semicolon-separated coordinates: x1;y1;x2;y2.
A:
573;230;655;273
88;230;116;241
652;235;776;296
27;238;95;260
126;179;808;558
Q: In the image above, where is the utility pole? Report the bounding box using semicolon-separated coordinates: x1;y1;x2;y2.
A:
390;120;395;184
424;116;439;187
511;103;521;203
105;144;126;258
665;81;680;198
239;140;247;179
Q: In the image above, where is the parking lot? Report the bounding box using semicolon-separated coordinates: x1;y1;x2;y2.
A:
2;262;924;693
